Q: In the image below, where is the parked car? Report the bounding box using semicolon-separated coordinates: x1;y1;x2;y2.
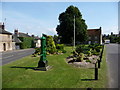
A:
104;39;110;44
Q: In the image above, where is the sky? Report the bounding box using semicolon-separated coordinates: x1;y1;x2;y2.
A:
0;2;118;37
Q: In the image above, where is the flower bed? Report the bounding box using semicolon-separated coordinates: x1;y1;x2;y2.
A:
66;44;103;68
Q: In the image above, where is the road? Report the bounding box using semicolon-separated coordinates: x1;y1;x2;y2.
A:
0;48;35;65
106;44;119;88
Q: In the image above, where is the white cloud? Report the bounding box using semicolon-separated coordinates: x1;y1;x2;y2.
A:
2;10;57;36
103;26;118;34
47;28;57;35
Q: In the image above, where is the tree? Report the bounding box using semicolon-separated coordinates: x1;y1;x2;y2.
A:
53;35;59;44
56;5;88;44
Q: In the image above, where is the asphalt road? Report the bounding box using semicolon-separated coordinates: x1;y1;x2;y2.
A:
0;48;35;65
106;44;119;88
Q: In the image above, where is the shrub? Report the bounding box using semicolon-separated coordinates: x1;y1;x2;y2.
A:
86;51;92;56
32;53;37;57
86;59;91;63
56;44;64;50
62;50;67;53
92;51;100;56
19;37;35;49
76;45;91;54
46;36;57;54
77;53;84;62
34;47;41;54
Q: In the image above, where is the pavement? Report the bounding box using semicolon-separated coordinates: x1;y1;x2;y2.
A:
106;44;119;88
0;48;35;65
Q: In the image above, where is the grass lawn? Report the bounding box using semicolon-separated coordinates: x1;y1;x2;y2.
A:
2;46;108;88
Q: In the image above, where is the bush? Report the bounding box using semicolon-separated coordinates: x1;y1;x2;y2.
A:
46;36;57;54
86;51;92;56
76;45;90;54
86;59;91;63
92;50;100;55
62;50;67;53
34;47;41;54
56;44;64;50
19;37;35;49
77;53;84;62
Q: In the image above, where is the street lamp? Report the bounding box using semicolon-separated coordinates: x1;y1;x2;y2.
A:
73;15;75;50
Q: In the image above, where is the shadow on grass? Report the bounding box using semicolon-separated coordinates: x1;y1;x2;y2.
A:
81;79;96;81
10;66;36;69
10;66;47;71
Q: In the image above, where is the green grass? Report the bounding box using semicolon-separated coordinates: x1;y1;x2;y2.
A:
2;46;108;88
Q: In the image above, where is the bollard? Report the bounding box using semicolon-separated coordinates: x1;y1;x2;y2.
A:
95;63;98;80
98;60;100;68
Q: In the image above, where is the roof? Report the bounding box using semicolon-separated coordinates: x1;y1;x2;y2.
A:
87;28;101;36
18;32;31;37
0;28;12;35
12;35;22;43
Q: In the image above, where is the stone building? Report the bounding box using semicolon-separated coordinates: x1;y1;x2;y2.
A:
87;27;102;44
0;23;14;52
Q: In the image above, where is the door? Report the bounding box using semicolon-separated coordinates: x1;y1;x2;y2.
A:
3;43;6;51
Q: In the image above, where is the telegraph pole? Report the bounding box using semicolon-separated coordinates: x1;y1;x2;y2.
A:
74;15;75;50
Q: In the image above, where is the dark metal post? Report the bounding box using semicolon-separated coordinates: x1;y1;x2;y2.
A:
98;60;100;68
95;63;98;80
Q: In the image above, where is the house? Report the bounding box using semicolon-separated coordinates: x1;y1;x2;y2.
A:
0;23;15;52
12;29;22;49
87;27;102;44
13;29;35;49
31;35;41;48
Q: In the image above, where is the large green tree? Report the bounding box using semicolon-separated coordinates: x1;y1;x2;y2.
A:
56;5;88;44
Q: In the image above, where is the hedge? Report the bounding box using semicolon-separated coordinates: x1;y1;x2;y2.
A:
19;37;35;49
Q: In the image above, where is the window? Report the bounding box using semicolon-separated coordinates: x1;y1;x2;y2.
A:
88;41;91;44
95;36;97;39
89;36;91;39
95;41;98;43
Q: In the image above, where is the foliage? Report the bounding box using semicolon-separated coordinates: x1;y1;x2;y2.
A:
86;59;91;63
61;49;67;53
56;44;67;53
53;35;60;44
102;33;120;43
19;37;35;49
77;53;84;62
34;48;41;54
76;45;90;54
46;35;57;54
86;51;92;56
56;5;88;44
56;44;64;50
75;44;103;57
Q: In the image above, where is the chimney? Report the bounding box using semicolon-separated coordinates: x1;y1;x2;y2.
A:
100;27;101;30
14;29;19;36
0;23;5;30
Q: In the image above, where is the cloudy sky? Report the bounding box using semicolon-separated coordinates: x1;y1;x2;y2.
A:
1;2;118;37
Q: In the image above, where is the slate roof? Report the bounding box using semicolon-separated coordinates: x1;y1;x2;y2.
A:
18;32;31;37
87;28;101;36
12;35;22;43
0;28;12;35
